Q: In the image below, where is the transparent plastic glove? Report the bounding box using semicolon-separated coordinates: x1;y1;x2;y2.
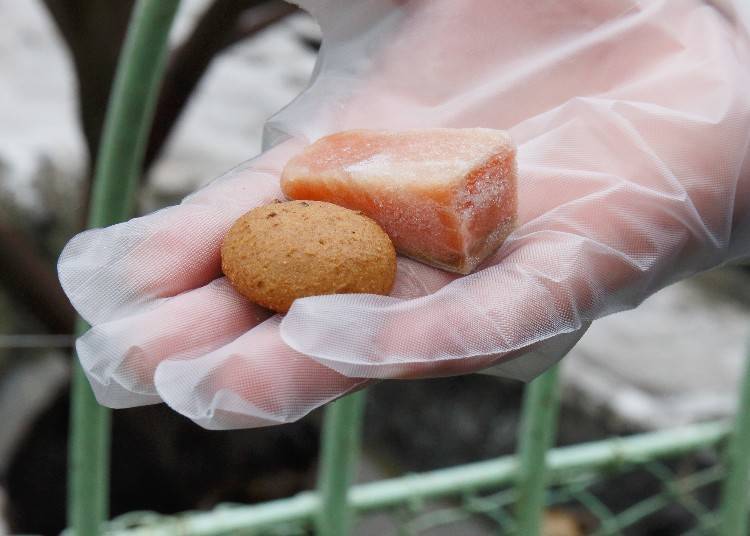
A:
59;0;750;429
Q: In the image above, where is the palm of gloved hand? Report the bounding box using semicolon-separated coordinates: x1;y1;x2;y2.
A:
59;0;750;429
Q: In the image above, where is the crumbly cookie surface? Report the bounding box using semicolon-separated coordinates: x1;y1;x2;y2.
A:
221;200;397;313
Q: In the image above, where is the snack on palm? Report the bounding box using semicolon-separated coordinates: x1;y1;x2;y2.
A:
221;200;396;313
281;128;517;274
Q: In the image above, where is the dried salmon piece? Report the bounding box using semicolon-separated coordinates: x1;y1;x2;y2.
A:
280;128;517;274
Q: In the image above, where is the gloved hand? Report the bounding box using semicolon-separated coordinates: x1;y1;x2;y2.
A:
58;0;750;429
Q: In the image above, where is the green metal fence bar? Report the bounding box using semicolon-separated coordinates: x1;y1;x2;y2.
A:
104;420;729;535
514;364;561;535
67;1;180;534
644;461;715;529
606;464;724;534
315;390;367;535
69;339;111;536
718;336;750;536
570;488;620;535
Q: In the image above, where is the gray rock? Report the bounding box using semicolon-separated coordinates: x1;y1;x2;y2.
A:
562;268;750;429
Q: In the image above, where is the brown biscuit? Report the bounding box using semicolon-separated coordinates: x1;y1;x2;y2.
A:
221;200;397;313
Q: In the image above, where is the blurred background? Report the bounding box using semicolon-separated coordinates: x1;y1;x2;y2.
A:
2;1;750;534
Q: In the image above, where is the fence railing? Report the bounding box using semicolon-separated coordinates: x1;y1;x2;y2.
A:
97;417;733;535
65;2;750;534
93;352;749;535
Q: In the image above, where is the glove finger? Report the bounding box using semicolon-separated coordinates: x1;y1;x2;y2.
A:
77;235;450;409
280;227;646;379
391;256;458;299
153;316;368;430
77;277;272;408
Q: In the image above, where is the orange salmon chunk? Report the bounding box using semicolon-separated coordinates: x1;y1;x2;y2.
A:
280;128;517;274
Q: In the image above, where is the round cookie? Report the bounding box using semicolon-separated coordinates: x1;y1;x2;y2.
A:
221;200;397;313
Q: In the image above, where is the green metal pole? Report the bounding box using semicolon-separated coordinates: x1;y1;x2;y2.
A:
316;390;367;535
514;365;561;536
68;340;111;536
67;1;180;534
718;338;750;536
